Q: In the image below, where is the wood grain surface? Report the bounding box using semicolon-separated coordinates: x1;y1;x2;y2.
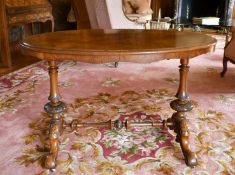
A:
21;29;216;63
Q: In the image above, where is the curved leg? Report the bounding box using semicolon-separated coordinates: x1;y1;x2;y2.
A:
179;118;197;166
221;56;228;77
44;61;66;170
170;58;197;167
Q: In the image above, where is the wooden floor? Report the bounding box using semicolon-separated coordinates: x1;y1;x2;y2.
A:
0;50;40;77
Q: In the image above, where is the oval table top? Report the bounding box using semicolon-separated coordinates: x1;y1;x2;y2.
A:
21;29;217;63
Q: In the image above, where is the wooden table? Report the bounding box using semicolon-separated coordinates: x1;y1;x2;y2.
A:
21;29;216;170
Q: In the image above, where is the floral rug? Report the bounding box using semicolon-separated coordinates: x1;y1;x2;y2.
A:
0;34;234;175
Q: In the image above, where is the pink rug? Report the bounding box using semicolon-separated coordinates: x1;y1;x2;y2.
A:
0;34;234;175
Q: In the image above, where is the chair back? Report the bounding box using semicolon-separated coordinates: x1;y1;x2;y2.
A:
6;0;51;13
0;0;54;67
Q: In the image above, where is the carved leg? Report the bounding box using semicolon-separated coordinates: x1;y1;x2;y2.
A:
221;56;228;77
170;58;197;167
44;61;66;170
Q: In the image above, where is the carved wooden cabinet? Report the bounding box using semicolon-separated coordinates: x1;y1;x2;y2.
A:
151;0;235;24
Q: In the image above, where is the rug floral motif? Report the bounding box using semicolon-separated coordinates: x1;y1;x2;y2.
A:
0;34;234;175
14;87;235;175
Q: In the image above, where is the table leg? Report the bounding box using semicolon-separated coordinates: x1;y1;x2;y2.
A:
221;56;228;77
169;58;198;167
44;61;66;170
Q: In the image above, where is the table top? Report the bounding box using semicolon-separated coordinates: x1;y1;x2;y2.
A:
21;29;217;63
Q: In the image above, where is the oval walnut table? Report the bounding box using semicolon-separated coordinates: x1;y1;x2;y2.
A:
21;29;216;171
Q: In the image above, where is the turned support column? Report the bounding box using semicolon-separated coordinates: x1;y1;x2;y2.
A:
44;61;66;170
169;58;197;167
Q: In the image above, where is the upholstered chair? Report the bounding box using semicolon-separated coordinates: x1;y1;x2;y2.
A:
0;0;54;67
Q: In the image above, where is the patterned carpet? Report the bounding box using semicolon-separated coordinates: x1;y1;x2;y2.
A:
0;34;234;175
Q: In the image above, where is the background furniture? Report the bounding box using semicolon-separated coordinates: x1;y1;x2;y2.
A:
221;4;235;77
221;27;235;76
71;0;152;29
71;0;91;29
151;0;175;20
51;0;75;31
0;0;54;67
